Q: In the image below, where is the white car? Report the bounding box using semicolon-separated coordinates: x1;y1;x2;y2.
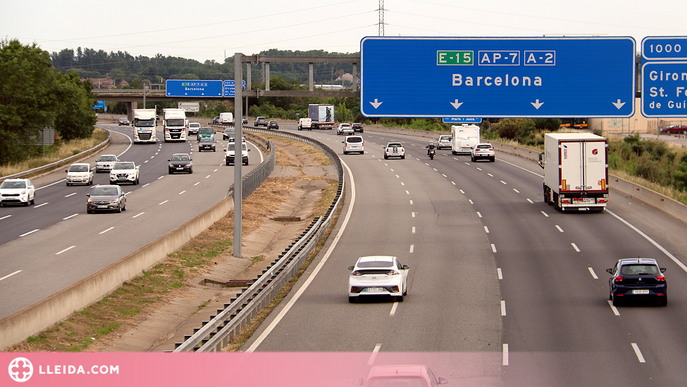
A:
348;256;409;303
343;135;364;155
471;143;495;162
355;365;449;387
225;141;250;166
65;163;94;186
437;135;452;150
0;179;35;206
109;161;140;185
337;123;353;135
95;154;118;173
188;122;201;135
383;142;405;159
297;118;312;130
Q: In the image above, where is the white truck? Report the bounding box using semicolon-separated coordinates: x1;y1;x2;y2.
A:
538;133;609;212
451;124;480;155
308;104;335;130
163;108;187;142
132;109;157;143
219;112;234;126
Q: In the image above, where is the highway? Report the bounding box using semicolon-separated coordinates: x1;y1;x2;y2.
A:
0;123;263;319
242;124;687;386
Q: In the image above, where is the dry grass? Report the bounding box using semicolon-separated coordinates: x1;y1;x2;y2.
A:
0;128;108;177
6;136;340;352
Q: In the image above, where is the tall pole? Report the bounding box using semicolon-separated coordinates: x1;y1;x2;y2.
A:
233;53;243;258
378;0;385;36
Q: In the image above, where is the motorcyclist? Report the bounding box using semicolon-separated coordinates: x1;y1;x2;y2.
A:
426;141;437;156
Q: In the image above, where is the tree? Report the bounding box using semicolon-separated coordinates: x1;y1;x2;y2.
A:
53;71;97;141
0;39;59;164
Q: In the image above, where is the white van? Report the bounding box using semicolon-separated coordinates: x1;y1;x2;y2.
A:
298;118;312;130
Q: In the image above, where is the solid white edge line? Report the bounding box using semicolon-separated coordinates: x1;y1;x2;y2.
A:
503;344;509;366
368;344;382;366
0;270;22;282
631;343;646;363
607;209;687;273
246;159;356;353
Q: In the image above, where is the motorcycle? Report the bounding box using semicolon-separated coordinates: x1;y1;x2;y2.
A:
428;147;436;160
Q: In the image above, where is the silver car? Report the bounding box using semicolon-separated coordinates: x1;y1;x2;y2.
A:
95;154;118;173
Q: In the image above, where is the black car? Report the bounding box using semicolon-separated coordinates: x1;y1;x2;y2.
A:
168;153;193;174
87;185;127;214
223;128;235;141
118;118;130;126
255;116;268;126
267;120;279;130
198;137;216;152
352;123;364;133
607;258;667;306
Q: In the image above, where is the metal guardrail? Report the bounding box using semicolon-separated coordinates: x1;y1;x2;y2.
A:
173;128;344;352
1;131;111;181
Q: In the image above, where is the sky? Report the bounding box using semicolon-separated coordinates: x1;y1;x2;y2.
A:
2;0;687;63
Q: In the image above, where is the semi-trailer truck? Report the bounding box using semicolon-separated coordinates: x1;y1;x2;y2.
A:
308;104;335;130
538;133;609;212
163;108;187;142
132;109;157;143
451;124;480;155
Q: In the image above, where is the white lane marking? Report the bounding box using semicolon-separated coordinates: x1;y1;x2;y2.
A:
390;303;399;316
34;203;48;208
588;267;599;280
159;200;168;205
55;245;75;255
484;226;490;234
412;226;416;234
476;212;482;218
213;168;218;172
395;174;400;179
555;225;564;233
62;214;78;220
488;173;494;177
571;243;580;252
442;174;447;178
194;182;200;186
631;343;646;363
541;211;549;217
144;160;149;164
409;200;414;205
433;168;438;172
527;198;534;204
205;175;211;179
513;188;520;194
0;270;22;282
64;192;77;198
501;180;507;185
409;244;414;253
368;344;382;366
405;190;410;195
142;183;151;188
476;167;482;171
99;227;114;235
157;176;164;180
503;344;509;366
607;300;620;316
469;199;474;205
246;159;357;353
401;182;405;186
497;268;503;280
20;229;39;237
0;215;11;221
607;209;687;273
501;300;507;316
459;189;465;194
451;181;456;185
179;190;186;195
132;212;144;218
491;244;497;253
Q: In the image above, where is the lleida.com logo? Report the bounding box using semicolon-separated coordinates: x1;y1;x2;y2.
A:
592;148;599;155
8;357;33;383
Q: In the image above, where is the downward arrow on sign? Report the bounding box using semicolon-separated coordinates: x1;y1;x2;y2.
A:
531;99;544;109
370;99;383;109
450;99;463;109
612;99;626;109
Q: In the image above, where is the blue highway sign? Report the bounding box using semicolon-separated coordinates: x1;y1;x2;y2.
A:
641;61;687;117
223;80;247;97
642;37;687;61
443;117;482;123
166;80;223;97
360;37;636;118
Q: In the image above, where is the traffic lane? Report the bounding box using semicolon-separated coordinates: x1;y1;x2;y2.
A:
246;141;501;359
0;141;263;319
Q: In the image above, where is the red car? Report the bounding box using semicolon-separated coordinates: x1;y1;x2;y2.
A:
661;125;687;134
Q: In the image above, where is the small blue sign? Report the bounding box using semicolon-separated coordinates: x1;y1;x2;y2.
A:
443;117;482;123
642;37;687;60
360;37;636;118
641;61;687;117
166;80;223;97
223;80;247;97
92;100;106;110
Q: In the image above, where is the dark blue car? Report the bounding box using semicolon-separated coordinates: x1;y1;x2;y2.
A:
607;258;667;306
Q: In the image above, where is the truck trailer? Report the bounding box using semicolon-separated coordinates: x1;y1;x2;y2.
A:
538;133;609;212
451;124;480;155
219;112;234;126
132;109;157;143
308;104;335;130
163;108;187;142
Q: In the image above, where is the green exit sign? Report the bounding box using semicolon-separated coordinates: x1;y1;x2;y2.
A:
437;51;474;65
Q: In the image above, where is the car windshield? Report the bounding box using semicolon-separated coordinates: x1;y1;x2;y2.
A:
133;118;155;127
1;181;26;189
357;260;393;268
199;127;214;134
388;143;402;147
189;123;200;128
366;377;426;387
69;165;89;172
112;162;134;170
92;187;118;196
166;119;185;126
171;155;189;161
620;264;659;275
98;156;116;162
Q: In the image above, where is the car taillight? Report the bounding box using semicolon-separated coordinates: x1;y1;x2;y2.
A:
614;276;624;282
388;270;400;275
656;275;665;281
401;148;405;152
351;270;361;276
